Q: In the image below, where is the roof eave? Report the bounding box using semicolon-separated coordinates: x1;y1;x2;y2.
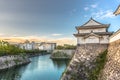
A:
75;26;79;30
77;25;110;30
73;32;113;37
73;34;80;37
114;5;120;16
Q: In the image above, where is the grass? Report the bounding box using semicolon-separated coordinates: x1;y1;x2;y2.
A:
52;51;70;58
62;50;108;80
5;60;9;66
88;50;108;80
14;59;21;65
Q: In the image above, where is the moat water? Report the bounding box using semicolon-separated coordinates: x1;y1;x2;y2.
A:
0;54;69;80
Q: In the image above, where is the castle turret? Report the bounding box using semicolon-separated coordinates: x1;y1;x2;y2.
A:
74;18;112;45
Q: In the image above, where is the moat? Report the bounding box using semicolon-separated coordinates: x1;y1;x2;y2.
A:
0;54;69;80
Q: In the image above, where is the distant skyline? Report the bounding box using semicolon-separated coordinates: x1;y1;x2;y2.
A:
0;0;120;45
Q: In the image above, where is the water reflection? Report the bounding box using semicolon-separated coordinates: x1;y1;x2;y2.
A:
0;66;25;80
0;54;69;80
52;60;69;69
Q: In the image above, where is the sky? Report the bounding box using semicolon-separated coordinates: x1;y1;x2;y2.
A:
0;0;120;45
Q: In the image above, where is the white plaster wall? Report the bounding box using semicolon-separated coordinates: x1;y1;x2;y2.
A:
25;44;32;50
77;36;99;44
85;36;99;43
79;28;106;33
77;37;85;44
109;32;120;43
100;36;109;44
45;44;53;50
39;44;56;50
38;46;44;50
77;35;109;44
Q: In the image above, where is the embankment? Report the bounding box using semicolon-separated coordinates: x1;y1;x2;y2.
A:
61;29;120;80
0;55;30;70
61;44;108;80
51;50;75;59
99;29;120;80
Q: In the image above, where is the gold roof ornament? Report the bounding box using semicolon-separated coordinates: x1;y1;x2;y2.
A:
114;5;120;16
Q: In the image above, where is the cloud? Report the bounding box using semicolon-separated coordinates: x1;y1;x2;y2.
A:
0;33;4;36
91;4;97;8
72;9;77;13
0;35;48;43
0;33;10;37
84;4;97;11
84;7;89;11
0;35;76;45
70;9;77;15
84;15;88;18
48;37;76;45
116;0;120;2
92;10;115;19
51;34;63;36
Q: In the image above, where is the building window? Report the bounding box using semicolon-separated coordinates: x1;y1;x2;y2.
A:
77;44;80;46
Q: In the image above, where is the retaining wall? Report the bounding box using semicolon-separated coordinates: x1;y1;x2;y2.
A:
99;29;120;80
0;55;30;70
61;44;108;80
53;50;75;56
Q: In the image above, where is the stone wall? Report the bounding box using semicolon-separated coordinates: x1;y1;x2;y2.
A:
61;44;108;80
51;50;75;59
61;29;120;80
53;50;75;56
99;39;120;80
0;55;30;70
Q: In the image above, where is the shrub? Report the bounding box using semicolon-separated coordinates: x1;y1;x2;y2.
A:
56;44;76;50
88;50;108;80
52;51;70;58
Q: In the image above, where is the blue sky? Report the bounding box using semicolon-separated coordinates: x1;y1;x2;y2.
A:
0;0;120;44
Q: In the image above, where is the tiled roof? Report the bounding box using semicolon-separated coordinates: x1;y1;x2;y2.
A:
74;32;113;37
76;18;110;30
110;29;120;38
114;5;120;15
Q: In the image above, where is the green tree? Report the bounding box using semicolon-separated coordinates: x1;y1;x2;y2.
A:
0;41;25;56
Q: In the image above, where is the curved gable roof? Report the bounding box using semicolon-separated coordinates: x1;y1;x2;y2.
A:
114;5;120;16
83;32;101;39
76;18;110;30
82;18;103;26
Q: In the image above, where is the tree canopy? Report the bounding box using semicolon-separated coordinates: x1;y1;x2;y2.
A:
56;44;76;50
